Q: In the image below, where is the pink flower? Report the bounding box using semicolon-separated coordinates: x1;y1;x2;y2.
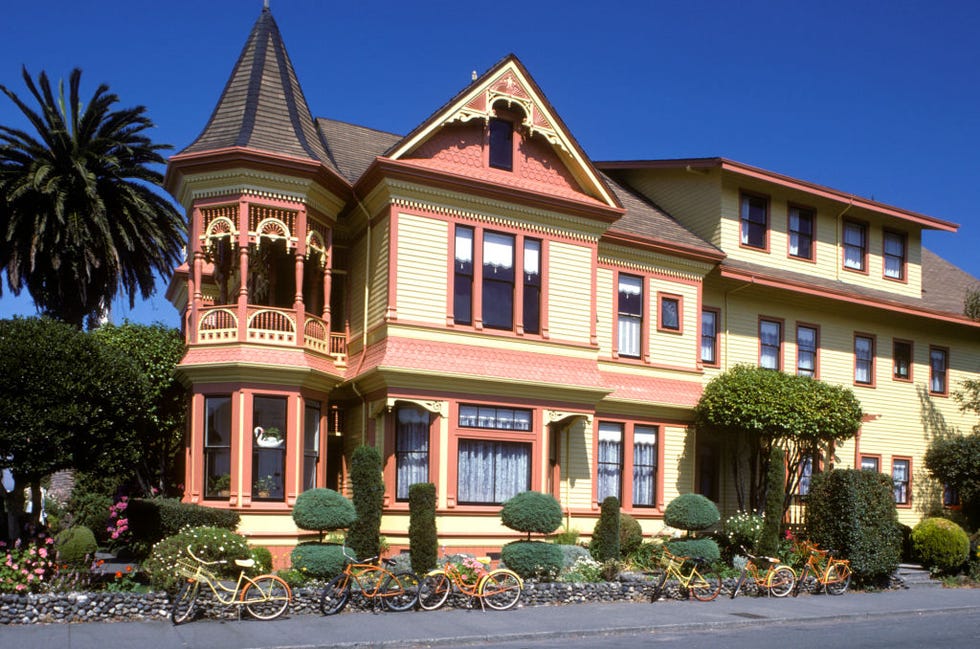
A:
34;567;44;575
39;548;48;558
15;584;25;592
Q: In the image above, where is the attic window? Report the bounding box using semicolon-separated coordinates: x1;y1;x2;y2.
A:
488;118;513;171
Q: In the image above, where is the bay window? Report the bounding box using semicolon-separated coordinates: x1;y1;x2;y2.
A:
204;396;232;499
454;226;474;325
523;239;541;334
396;406;430;501
483;232;515;329
252;396;286;501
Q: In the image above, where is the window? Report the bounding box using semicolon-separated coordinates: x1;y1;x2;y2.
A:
930;346;949;395
944;484;960;507
893;340;912;381
883;230;906;280
860;456;880;472
617;274;643;358
302;401;320;491
395;406;430;501
488;118;513;170
843;221;867;271
597;422;623;502
483;231;515;330
796;324;818;377
523;239;541;334
204;396;232;499
892;458;910;505
453;226;474;325
457;440;530;504
797;455;814;496
740;193;768;249
252;396;287;501
788;206;815;260
658;294;681;332
854;334;875;385
759;319;782;370
701;309;719;366
632;426;658;507
459;404;532;430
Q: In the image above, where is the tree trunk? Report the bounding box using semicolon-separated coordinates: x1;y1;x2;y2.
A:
2;479;26;541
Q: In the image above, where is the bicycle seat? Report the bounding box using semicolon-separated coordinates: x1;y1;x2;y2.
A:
235;558;255;568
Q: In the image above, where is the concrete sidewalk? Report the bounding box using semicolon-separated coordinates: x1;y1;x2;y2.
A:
5;587;980;649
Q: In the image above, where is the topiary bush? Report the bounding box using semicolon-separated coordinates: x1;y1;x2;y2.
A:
55;526;97;566
590;497;621;561
290;542;347;579
127;497;240;557
348;445;384;560
143;526;252;592
66;491;112;545
666;538;721;563
806;469;901;585
500;540;562;581
408;482;438;575
619;513;643;556
292;488;356;540
501;491;563;539
664;493;720;532
911;517;970;574
757;446;785;556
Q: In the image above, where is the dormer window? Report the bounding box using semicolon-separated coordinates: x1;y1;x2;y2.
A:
489;118;514;171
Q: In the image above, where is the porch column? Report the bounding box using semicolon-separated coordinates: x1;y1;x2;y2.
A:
237;199;250;343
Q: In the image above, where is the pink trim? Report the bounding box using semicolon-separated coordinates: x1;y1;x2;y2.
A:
656;292;684;334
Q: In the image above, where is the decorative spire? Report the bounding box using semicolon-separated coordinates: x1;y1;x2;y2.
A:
179;5;329;165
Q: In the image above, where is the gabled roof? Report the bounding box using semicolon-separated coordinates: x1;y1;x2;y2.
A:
316;118;401;184
179;6;334;169
600;157;959;232
386;54;621;209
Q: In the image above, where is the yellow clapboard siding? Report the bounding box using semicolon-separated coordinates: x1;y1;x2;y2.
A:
396;213;449;324
547;241;593;343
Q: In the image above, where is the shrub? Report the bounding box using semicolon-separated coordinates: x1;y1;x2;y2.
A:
619;513;643;556
561;554;602;582
127;497;240;556
758;446;786;556
250;546;273;573
408;483;438;575
290;543;347;579
556;544;591;569
143;526;251;592
551;527;579;545
722;511;764;558
0;537;57;593
806;469;901;584
66;491;112;545
275;567;309;589
664;493;720;533
292;488;356;540
500;540;562;581
348;445;384;560
626;541;663;571
55;526;98;566
667;538;721;563
590;496;620;561
501;491;563;538
911;517;970;574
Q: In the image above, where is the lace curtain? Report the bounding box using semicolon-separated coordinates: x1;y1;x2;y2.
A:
458;440;529;504
396;407;430;500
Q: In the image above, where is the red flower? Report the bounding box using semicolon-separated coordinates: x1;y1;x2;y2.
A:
115;571;123;579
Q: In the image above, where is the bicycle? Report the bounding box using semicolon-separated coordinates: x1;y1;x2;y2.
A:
729;547;796;598
419;555;523;611
791;540;851;596
648;547;722;602
171;545;291;624
319;544;421;614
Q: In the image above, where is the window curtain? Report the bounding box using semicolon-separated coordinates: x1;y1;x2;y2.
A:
396;407;429;500
884;233;904;278
844;224;864;268
760;321;780;369
632;427;657;506
930;350;947;393
701;311;716;363
458;440;529;504
797;327;816;376
893;462;909;503
597;423;622;501
618;276;642;357
855;337;872;383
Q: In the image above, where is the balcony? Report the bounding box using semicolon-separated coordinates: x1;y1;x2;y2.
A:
193;305;346;364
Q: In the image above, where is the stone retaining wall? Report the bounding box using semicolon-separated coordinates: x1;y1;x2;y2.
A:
1;577;704;625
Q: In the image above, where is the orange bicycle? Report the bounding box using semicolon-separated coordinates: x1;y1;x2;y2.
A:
791;540;851;596
729;547;796;598
319;544;421;614
419;556;523;611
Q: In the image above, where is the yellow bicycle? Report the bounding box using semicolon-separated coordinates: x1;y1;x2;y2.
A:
172;545;291;624
649;547;722;602
419;556;523;611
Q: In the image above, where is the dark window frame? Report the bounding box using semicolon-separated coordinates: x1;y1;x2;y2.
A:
740;191;770;250
787;204;815;261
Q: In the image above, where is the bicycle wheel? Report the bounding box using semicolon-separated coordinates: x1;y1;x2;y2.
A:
729;571;747;599
243;575;291;620
689;569;722;602
419;571;452;611
320;574;351;615
648;569;668;601
480;569;522;611
791;565;809;597
825;563;851;595
382;571;421;611
767;567;796;598
171;579;199;625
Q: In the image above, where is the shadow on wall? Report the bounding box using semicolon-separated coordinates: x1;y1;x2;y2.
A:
916;384;961;515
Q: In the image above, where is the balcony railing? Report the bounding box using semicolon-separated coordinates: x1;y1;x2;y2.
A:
194;305;346;364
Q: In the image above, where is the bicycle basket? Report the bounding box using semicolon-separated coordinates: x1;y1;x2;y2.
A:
175;560;202;580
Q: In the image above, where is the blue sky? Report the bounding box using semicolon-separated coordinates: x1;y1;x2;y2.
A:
1;0;978;327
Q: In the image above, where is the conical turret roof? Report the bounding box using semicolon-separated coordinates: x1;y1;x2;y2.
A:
180;6;331;165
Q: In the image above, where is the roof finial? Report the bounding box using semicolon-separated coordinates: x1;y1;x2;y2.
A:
263;0;270;10
471;70;477;81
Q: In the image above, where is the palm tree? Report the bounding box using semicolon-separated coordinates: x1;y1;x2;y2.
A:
0;67;185;327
